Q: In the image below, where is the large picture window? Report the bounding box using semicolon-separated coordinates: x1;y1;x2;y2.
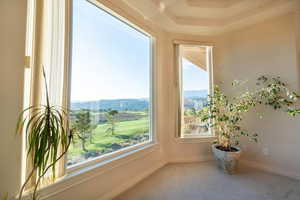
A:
67;0;153;167
178;44;213;137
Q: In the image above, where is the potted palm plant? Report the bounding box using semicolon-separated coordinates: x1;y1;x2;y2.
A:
0;67;74;200
199;76;300;174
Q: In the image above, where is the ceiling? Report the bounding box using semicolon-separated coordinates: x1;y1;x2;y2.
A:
181;46;207;70
122;0;299;35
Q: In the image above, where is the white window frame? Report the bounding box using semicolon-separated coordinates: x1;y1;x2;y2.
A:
66;0;157;173
175;42;215;139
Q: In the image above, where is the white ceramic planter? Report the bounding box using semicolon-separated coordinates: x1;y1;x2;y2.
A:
212;144;242;174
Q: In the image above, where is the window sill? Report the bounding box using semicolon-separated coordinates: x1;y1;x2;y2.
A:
174;135;216;143
66;141;158;177
67;140;156;173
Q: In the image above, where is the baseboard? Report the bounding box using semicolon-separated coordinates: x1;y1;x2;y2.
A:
98;160;167;200
167;155;214;164
241;159;300;180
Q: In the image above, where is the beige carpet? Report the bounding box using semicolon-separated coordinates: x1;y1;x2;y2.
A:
114;161;300;200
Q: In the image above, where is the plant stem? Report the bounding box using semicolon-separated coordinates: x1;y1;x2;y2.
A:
18;167;36;200
32;139;71;198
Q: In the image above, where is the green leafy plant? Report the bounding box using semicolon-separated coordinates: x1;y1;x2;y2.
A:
15;68;73;200
199;76;299;151
0;193;8;200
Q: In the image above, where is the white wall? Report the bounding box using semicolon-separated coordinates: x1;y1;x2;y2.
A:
0;0;27;195
214;13;300;178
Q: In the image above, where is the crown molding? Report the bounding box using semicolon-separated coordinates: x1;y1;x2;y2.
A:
150;0;296;28
122;0;298;34
186;0;242;8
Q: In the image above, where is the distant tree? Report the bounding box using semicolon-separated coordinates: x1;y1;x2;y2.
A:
185;108;197;116
105;109;119;135
71;109;96;152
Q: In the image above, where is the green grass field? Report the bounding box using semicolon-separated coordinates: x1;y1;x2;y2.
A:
67;117;149;165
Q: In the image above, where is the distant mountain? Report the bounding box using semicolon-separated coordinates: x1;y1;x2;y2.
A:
71;98;149;111
184;90;208;98
71;90;208;112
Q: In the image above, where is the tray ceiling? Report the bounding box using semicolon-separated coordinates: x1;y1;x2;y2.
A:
122;0;299;35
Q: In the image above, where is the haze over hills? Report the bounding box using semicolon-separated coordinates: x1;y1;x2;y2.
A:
184;90;208;98
71;90;208;111
71;98;149;111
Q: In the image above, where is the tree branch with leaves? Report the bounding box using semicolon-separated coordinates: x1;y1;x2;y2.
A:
198;76;299;151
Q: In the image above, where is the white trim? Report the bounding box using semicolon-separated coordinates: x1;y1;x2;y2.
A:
89;0;161;37
207;46;214;96
22;0;36;188
175;135;216;143
241;160;300;180
168;155;214;164
67;141;156;173
174;43;181;138
88;0;153;38
150;36;157;143
173;39;215;46
62;0;72;176
99;160;166;200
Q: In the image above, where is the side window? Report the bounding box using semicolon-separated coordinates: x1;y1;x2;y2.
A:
179;45;213;137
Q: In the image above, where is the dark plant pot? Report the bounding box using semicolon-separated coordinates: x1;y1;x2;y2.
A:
212;144;242;174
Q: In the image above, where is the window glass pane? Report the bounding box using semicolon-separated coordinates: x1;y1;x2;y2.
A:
181;46;210;136
67;0;152;167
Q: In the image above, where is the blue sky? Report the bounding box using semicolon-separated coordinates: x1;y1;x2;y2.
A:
71;0;208;102
182;58;209;91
